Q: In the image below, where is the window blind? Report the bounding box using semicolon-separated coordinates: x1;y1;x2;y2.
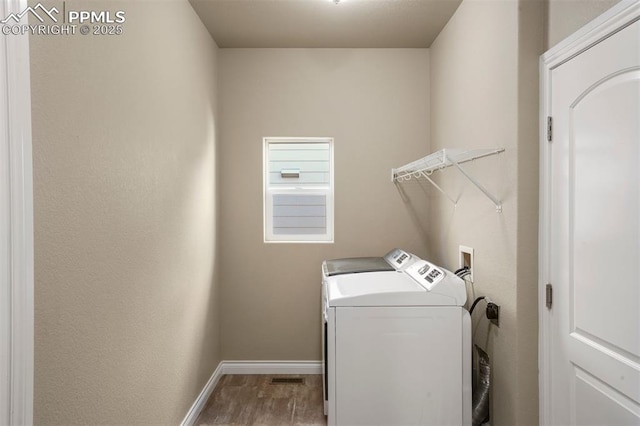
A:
272;194;327;235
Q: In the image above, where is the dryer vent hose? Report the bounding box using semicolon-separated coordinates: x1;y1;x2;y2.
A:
472;345;491;426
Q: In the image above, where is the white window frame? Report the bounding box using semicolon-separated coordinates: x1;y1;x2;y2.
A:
263;137;334;243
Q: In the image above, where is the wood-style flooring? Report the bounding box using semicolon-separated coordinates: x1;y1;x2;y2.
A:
196;374;327;426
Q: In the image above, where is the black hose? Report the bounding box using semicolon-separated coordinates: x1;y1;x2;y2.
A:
469;296;486;315
457;271;471;279
454;266;470;276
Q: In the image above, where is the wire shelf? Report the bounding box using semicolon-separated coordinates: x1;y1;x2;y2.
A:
392;148;505;212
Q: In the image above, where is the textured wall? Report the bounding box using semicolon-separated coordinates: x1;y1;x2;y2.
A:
545;0;623;49
218;49;431;360
515;0;544;423
29;0;221;423
429;0;542;424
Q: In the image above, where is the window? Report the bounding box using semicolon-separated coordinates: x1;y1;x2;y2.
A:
263;137;334;243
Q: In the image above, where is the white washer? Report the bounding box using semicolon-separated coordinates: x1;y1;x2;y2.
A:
322;259;471;426
321;248;420;414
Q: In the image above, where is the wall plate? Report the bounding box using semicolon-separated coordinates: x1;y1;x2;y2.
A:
459;245;474;283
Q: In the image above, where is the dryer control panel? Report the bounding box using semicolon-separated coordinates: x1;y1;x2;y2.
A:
406;260;445;291
384;248;414;270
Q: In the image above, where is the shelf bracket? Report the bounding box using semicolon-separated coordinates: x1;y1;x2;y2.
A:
446;153;502;212
419;171;457;207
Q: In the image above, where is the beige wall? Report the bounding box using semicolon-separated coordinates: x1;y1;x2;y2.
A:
24;0;626;422
218;49;430;360
429;0;543;424
545;0;623;49
29;0;221;423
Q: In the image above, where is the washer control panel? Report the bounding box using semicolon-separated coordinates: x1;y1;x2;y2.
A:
406;260;445;291
384;248;414;270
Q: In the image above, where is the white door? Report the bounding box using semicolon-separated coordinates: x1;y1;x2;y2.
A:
544;11;640;426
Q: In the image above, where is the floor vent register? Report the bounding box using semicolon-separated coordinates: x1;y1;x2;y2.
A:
270;377;305;385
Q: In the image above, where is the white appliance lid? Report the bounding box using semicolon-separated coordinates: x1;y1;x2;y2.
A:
322;257;394;277
326;269;466;307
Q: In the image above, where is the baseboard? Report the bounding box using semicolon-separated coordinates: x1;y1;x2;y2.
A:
221;360;322;375
180;362;224;426
181;360;322;425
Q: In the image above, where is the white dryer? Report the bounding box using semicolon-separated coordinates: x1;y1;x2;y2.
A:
322;259;471;426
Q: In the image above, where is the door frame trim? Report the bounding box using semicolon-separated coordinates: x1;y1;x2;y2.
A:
539;1;640;424
1;0;34;424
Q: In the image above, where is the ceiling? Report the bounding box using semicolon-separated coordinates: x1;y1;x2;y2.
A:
189;0;463;48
